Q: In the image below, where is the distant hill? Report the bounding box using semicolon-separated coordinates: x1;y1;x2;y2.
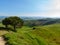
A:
0;16;43;20
24;18;60;26
0;16;60;26
20;16;44;20
0;16;7;19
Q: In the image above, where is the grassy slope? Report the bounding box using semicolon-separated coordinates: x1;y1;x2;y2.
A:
0;23;8;36
3;24;60;45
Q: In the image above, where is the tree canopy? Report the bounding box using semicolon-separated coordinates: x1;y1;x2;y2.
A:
2;16;24;32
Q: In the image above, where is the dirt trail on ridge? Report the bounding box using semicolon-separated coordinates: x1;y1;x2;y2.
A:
0;36;6;45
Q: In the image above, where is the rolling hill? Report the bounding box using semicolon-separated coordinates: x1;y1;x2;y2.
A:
3;23;60;45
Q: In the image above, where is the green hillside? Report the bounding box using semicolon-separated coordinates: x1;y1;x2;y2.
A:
3;23;60;45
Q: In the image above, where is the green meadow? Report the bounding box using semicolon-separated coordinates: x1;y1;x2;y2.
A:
0;23;59;45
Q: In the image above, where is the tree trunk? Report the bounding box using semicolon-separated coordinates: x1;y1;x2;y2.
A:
14;25;16;32
5;25;8;29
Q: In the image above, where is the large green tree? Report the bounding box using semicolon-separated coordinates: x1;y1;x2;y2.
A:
9;16;24;31
2;16;24;32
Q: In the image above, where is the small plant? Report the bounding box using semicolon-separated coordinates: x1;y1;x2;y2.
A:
33;27;36;30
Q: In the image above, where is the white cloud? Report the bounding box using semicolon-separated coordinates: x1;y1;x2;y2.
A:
53;0;60;10
42;0;60;17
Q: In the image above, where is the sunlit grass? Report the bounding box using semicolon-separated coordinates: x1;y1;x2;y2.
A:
0;23;60;45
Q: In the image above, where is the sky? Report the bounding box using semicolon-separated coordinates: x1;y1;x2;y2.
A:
0;0;60;17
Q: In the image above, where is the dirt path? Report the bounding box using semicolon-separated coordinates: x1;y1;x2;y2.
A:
0;30;8;45
0;36;6;45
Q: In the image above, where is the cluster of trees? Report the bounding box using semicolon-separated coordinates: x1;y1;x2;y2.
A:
2;16;24;32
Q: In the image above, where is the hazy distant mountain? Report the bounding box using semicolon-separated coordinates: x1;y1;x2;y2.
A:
0;16;60;25
0;16;59;20
0;16;7;19
20;16;44;20
0;16;44;20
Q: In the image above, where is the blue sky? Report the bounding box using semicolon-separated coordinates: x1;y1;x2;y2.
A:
0;0;60;17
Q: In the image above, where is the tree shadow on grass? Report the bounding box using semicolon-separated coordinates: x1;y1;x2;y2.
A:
0;27;14;32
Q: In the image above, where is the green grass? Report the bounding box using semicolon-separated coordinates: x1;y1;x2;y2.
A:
0;23;60;45
0;23;4;27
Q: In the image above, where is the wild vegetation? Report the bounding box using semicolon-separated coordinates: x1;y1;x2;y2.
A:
0;16;60;45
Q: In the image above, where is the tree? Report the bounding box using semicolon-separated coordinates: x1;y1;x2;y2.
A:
8;16;24;31
2;18;10;28
2;16;24;32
